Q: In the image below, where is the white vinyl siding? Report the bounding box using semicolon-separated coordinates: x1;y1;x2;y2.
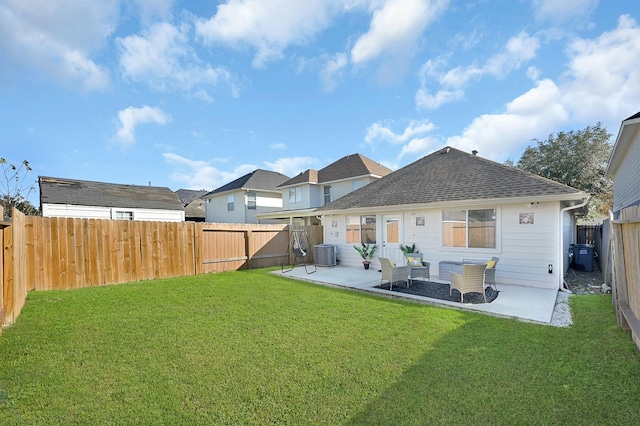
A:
612;131;640;213
41;204;184;222
205;190;284;224
323;201;562;289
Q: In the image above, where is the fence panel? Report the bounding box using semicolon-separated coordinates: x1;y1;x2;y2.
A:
2;216;322;327
611;205;640;350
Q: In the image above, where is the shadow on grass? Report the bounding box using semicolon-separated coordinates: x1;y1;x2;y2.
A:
346;296;640;425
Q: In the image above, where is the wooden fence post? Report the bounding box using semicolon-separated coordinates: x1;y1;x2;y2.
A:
611;221;629;329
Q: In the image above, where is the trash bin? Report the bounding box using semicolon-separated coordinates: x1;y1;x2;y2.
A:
571;244;595;272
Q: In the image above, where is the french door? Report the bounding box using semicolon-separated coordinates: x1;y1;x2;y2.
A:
382;215;403;265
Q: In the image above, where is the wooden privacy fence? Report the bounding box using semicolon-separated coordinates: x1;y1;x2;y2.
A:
1;209;322;329
609;205;640;350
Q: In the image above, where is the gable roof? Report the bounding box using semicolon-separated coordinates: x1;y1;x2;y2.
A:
204;169;290;197
278;153;392;188
606;110;640;178
175;189;209;206
316;147;586;212
39;176;184;211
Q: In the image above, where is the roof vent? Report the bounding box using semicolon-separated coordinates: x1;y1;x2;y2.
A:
472;150;478;156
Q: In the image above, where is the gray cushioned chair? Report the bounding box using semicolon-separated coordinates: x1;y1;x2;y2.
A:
379;257;411;291
450;263;487;303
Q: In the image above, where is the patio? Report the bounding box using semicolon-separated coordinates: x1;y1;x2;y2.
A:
273;265;561;324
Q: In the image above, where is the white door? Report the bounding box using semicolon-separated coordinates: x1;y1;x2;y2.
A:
382;215;403;265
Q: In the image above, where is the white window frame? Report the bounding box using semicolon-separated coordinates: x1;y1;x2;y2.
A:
289;187;302;203
112;209;134;220
346;215;377;244
247;191;256;210
323;185;332;205
227;194;234;211
442;208;497;249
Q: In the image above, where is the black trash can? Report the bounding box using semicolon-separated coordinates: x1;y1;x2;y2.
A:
571;244;595;272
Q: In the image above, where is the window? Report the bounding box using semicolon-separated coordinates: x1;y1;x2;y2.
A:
227;194;234;211
323;185;332;204
352;179;363;191
442;208;496;248
115;211;133;220
247;192;256;210
289;187;302;203
346;215;377;244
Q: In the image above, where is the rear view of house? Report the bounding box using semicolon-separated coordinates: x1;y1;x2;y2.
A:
258;153;392;225
39;176;185;222
203;169;290;224
316;147;589;290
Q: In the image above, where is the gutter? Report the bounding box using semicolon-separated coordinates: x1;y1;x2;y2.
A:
559;196;590;292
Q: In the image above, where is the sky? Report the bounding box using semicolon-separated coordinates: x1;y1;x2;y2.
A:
1;0;639;207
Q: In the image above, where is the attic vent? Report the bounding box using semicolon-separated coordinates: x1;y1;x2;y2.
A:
472;150;478;156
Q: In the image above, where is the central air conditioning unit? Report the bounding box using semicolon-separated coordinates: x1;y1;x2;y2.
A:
313;244;337;267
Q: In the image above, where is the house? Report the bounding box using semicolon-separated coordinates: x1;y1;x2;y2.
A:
176;189;208;222
39;176;185;221
605;111;640;217
315;147;589;290
203;169;290;224
257;153;392;225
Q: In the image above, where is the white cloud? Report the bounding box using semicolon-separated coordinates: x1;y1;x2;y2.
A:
415;88;464;109
263;157;317;177
195;0;339;68
446;79;568;161
115;106;171;145
365;119;438;158
320;52;348;92
533;0;598;23
561;15;640;126
269;143;287;150
118;22;233;98
163;152;256;190
0;0;115;90
399;136;439;158
132;0;175;24
442;15;640;162
163;153;314;189
365;119;435;145
351;0;448;64
416;32;540;109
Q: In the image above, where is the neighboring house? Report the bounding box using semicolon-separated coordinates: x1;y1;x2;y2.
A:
176;189;208;222
203;169;290;224
258;153;392;225
315;147;589;290
605;111;640;217
39;176;185;222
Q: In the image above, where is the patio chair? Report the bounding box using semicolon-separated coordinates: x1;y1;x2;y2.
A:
405;253;430;283
379;257;411;291
450;263;487;303
484;257;499;290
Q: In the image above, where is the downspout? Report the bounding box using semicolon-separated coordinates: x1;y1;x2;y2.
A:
559;196;590;292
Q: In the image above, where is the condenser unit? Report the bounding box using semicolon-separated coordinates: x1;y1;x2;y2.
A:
313;244;337;267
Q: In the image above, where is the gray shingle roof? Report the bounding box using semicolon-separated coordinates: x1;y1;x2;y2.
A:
278;153;392;188
175;189;209;206
624;111;640;121
39;176;184;211
205;169;290;196
316;147;585;211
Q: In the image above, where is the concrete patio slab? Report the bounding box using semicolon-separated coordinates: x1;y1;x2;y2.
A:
272;265;559;324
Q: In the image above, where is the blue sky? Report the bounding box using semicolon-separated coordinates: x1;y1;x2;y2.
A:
1;0;639;206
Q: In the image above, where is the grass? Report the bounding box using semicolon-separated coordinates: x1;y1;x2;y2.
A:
0;269;639;425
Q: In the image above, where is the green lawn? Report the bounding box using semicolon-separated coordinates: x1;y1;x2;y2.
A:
1;269;639;425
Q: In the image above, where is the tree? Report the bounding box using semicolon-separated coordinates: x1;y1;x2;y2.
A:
510;123;613;217
1;157;39;220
